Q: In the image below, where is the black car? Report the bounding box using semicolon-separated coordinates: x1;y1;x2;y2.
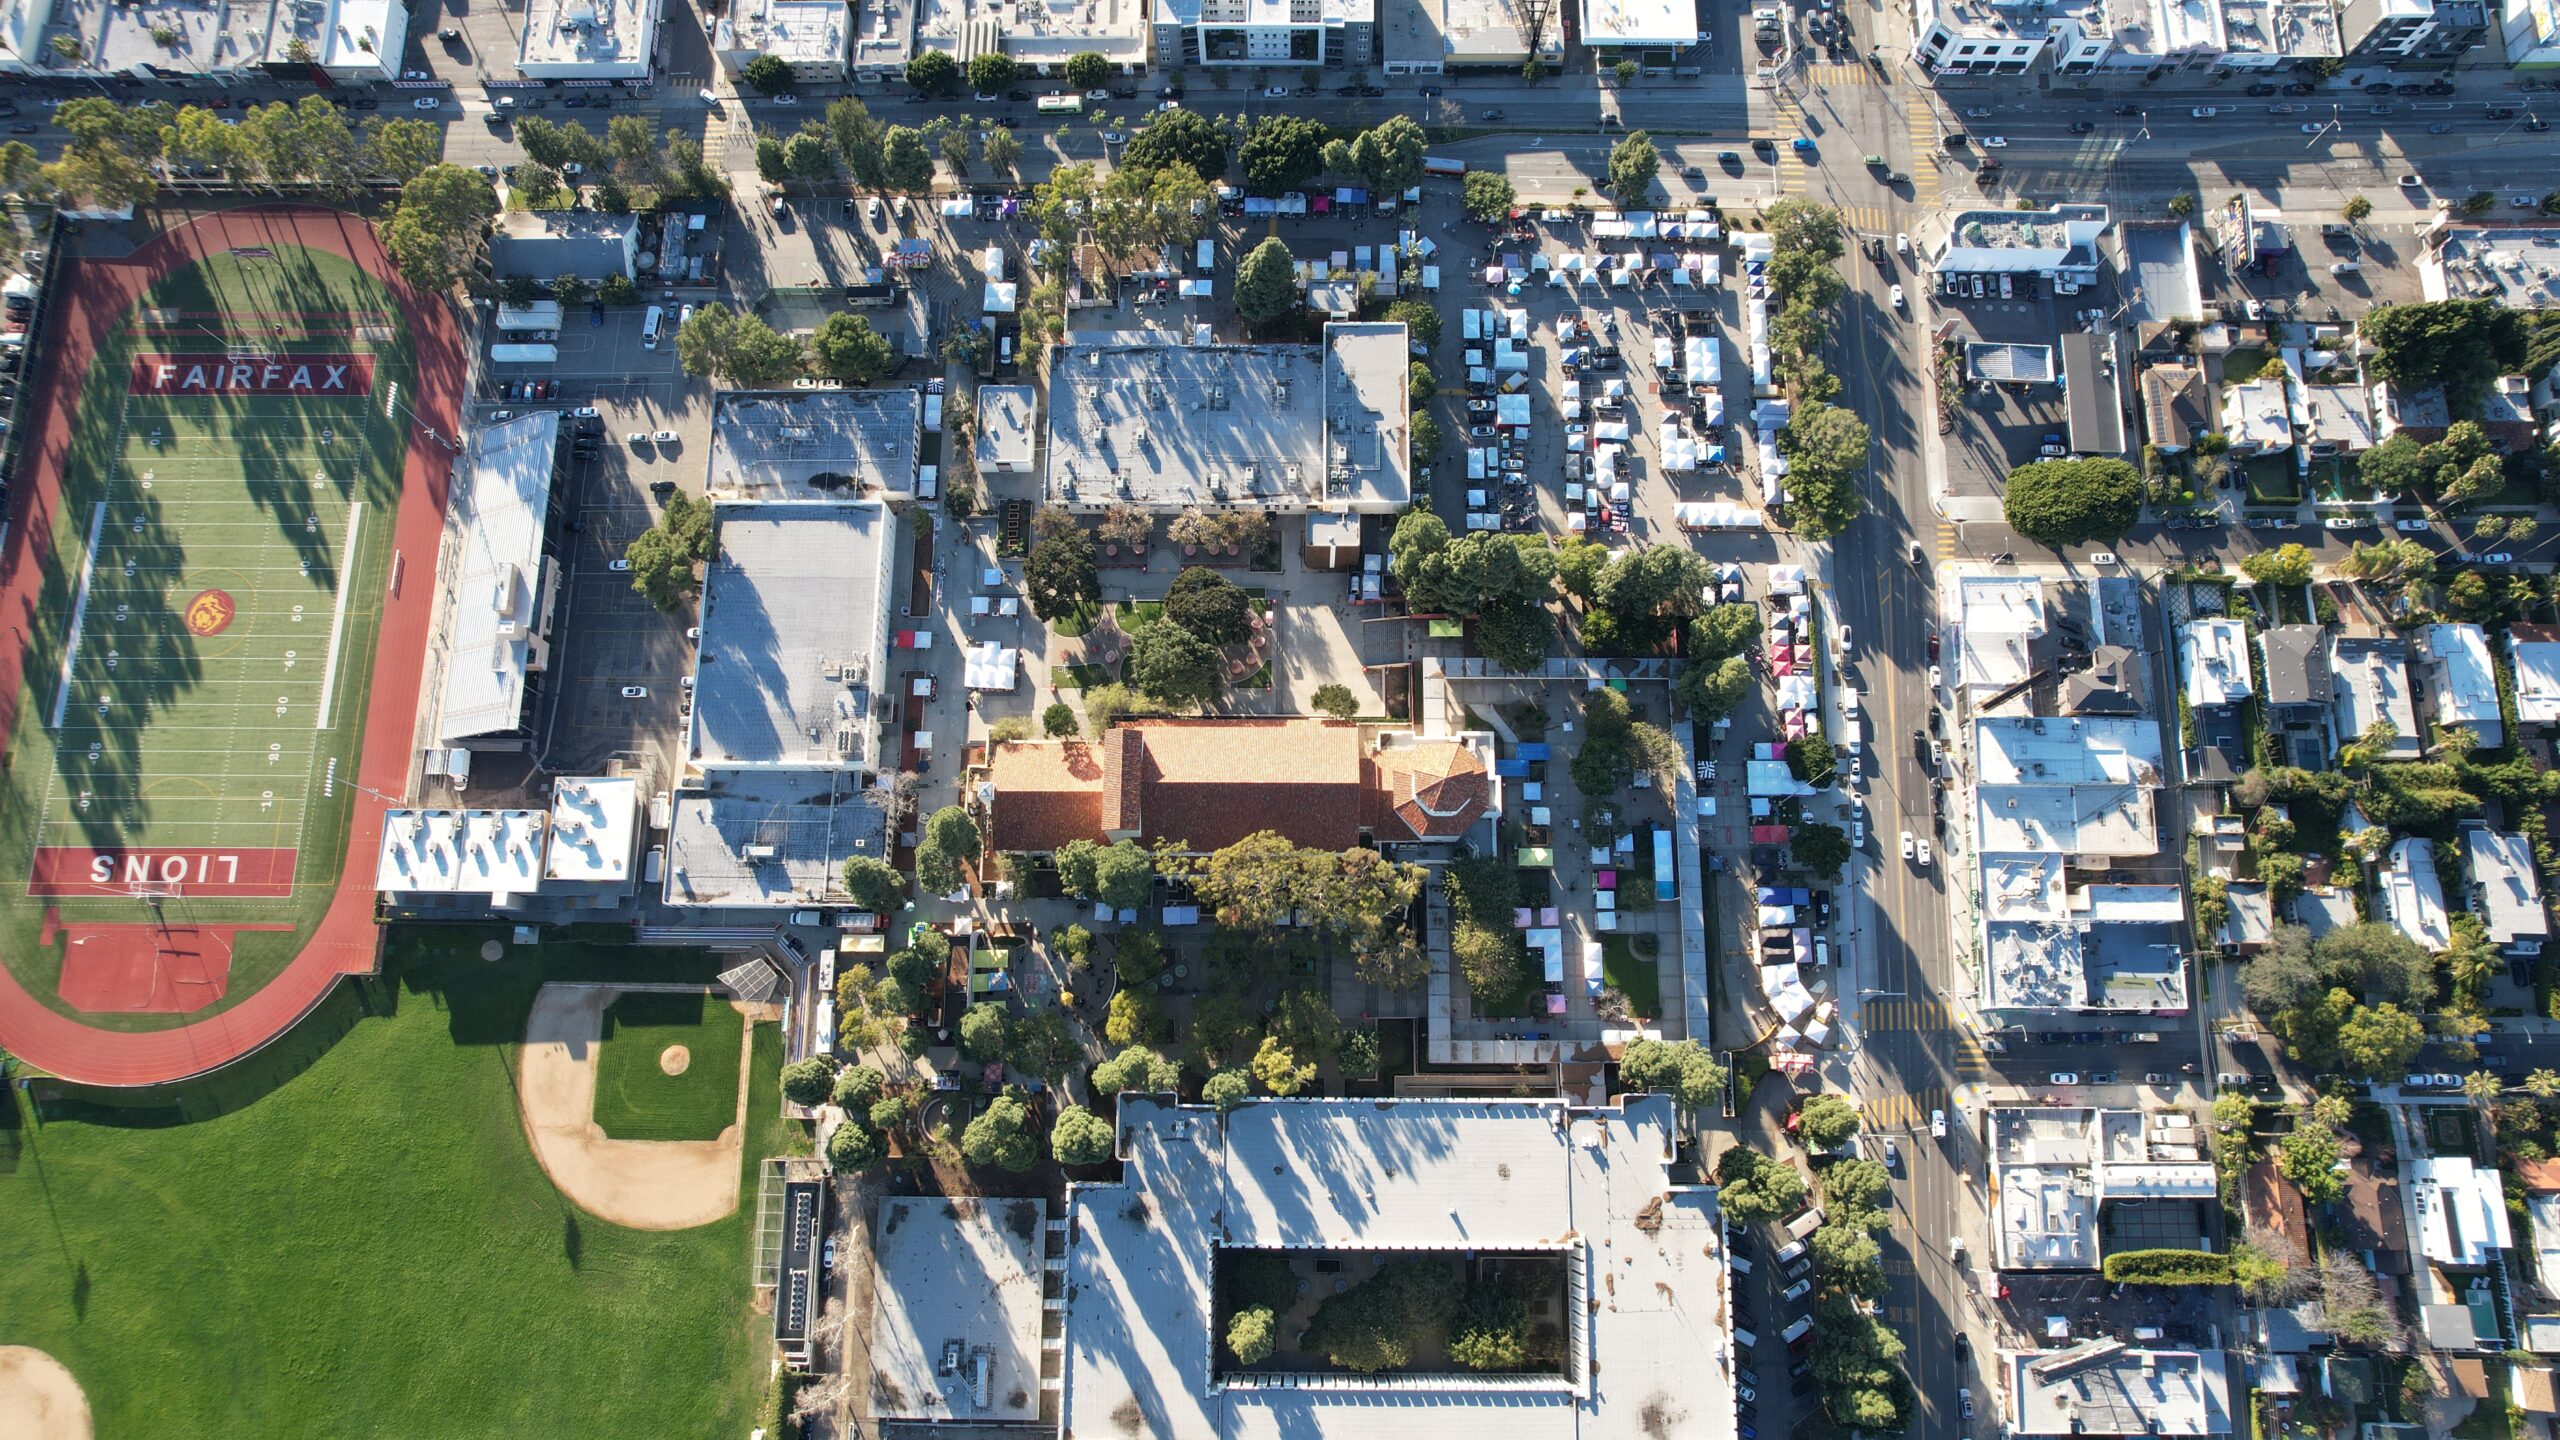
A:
1158;85;1185;99
2488;106;2517;120
2069;119;2094;133
2244;83;2276;96
1007;89;1031;101
2282;82;2316;95
6;124;34;135
1418;85;1443;96
2529;116;2552;132
1360;85;1386;97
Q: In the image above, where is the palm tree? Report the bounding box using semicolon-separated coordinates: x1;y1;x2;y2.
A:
2525;1068;2560;1101
2463;1070;2504;1106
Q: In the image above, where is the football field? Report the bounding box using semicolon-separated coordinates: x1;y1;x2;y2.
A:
0;230;420;1032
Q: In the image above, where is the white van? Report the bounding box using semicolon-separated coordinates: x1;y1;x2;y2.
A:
1733;1327;1759;1350
1781;1317;1813;1346
1785;1207;1826;1241
1728;1253;1754;1276
1773;1238;1808;1265
642;305;664;350
643;845;665;883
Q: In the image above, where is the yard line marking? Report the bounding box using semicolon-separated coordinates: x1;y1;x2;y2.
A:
50;501;109;731
315;499;363;729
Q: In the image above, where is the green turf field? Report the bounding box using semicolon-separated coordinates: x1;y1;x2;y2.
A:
0;244;412;1027
0;925;803;1438
592;989;746;1142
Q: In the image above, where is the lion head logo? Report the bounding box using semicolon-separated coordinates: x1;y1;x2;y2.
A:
183;589;237;637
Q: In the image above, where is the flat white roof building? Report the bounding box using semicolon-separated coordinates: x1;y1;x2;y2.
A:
2420;224;2560;310
312;0;412;79
374;808;549;905
714;0;851;78
1988;1108;2218;1272
1932;205;2111;281
2222;378;2293;454
2381;836;2454;952
436;414;559;748
688;503;898;773
915;0;1151;72
705;389;923;503
1382;0;1565;69
2008;1344;2233;1438
1579;0;1696;48
2414;1155;2513;1268
2510;624;2560;728
1973;717;2170;1017
2418;622;2504;748
664;771;892;907
2462;823;2549;956
1957;575;2048;700
1046;323;1410;513
974;385;1038;475
519;0;659;78
2331;634;2421;761
1061;1093;1733;1440
1910;0;2067;74
869;1197;1046;1424
2181;618;2253;710
1973;716;2164;859
543;776;641;890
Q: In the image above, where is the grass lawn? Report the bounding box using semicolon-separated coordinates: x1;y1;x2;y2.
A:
1115;599;1164;635
0;923;801;1438
591;989;745;1141
0;244;415;1028
1050;597;1101;639
1599;934;1661;1018
1056;661;1114;689
2242;454;2304;505
2450;1362;2512;1440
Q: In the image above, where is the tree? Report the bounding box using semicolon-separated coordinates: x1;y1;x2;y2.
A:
1238;115;1329;196
2315;921;2436;1008
1779;401;1872;539
781;1056;839;1106
674;300;739;379
1789;822;1852;877
1347;115;1428;192
959;1002;1011;1062
937;128;973;179
2362;299;2524;393
811;312;895;384
784;129;837;182
621;525;696;611
1462;169;1517;223
825;1118;887;1172
1092;841;1155;910
1051;1104;1116;1165
1064;51;1111;90
2344;194;2373;222
832;1064;887;1111
981;125;1023;175
1447;1280;1533;1371
961;1094;1040;1171
1302;1258;1457;1372
1691;603;1763;661
2336;1001;2426;1079
881;125;934;191
1620;1037;1727;1110
2277;1116;2347;1203
1227;1306;1277;1365
905;50;960;95
2242;542;2315;588
378;164;497;292
1823;1157;1892;1212
1128;623;1223;708
967;52;1018;94
915;805;980;897
841;855;906;913
1571;686;1636;796
1452;922;1530;1010
1235;235;1299;329
1675;654;1752;721
597;274;639;306
1182;1070;1245;1115
1251;1036;1316;1096
1091;1044;1180;1096
1810;1221;1885;1295
1714;1144;1809;1222
743;54;797;95
2003;457;2145;546
1123;108;1229;181
1605;129;1660;210
2241;923;2322;1014
360;116;439;183
1026;531;1099;622
1798;1093;1862;1150
1385;298;1442;351
1163;566;1253;644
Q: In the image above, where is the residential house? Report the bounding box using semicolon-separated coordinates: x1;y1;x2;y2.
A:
2460;822;2548;957
2513;624;2560;729
2380;836;2453;951
2222;377;2293;455
2481;374;2539;452
2142;364;2211;454
2417;622;2504;748
2374;380;2453;445
2182;618;2254;711
2065;644;2147;717
2259;624;2333;767
2330;633;2421;760
2300;384;2377;458
2219;880;2274;953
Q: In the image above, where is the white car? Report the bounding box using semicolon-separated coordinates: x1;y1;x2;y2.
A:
2399;174;2424;188
2191;106;2219;118
2089;551;2118;565
1895;233;1910;255
573;405;599;418
1889;283;1905;309
626;431;648;445
1084;88;1112;100
1928;664;1943;692
1931;1109;1948;1138
1901;830;1916;860
651;429;679;444
1156;100;1182;112
559;162;584;176
1980;135;2008;148
867;196;885;226
412;97;442;110
2299;122;2327;134
1916;838;1932;866
2396;518;2430;532
772;94;800;106
1264;85;1290;97
401;68;432;80
620;685;649;699
607;558;632;572
2050;1072;2080;1085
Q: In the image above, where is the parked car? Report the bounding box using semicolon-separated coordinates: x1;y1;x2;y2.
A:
619;685;649;698
651;429;679;444
2395;518;2430;532
2050;1072;2080;1086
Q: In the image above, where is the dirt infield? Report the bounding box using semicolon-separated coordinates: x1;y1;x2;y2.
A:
0;206;460;1086
517;984;750;1232
0;1347;92;1440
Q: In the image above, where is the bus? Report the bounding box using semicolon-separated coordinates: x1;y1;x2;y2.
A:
1421;155;1467;178
1036;94;1084;114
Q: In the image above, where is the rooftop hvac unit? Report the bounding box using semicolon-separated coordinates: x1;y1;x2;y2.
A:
743;843;779;860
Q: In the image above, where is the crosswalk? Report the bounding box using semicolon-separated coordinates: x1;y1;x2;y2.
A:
1903;105;1943;213
1802;63;1880;90
1860;996;1960;1031
1836;203;1897;236
1936;520;1958;559
1862;1086;1952;1132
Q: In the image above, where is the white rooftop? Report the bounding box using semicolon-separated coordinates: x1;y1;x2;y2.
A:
2009;1345;2232;1437
437;414;558;745
2381;837;2453;952
1578;0;1696;45
1989;1108;2218;1272
1958;574;2048;695
2419;623;2503;745
869;1197;1046;1424
542;776;639;887
2414;1155;2513;1268
715;0;850;62
2462;824;2549;950
374;808;548;902
2331;634;2421;760
2222;378;2292;453
664;771;893;908
2181;617;2252;709
974;385;1038;474
2511;627;2560;727
706;389;922;503
1061;1094;1733;1440
2530;1195;2560;1298
520;0;658;74
319;0;404;71
689;503;897;772
1971;716;2163;859
2422;225;2560;309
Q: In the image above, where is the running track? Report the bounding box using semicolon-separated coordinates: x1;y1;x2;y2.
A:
0;206;459;1087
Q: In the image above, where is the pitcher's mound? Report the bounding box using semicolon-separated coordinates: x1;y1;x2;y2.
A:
0;1348;91;1440
516;984;747;1231
659;1044;691;1076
